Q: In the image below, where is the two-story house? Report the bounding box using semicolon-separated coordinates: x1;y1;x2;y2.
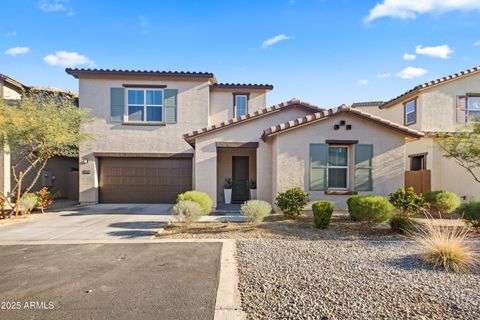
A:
67;68;422;209
353;65;480;201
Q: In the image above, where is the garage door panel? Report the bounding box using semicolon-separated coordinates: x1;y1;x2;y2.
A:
99;157;192;203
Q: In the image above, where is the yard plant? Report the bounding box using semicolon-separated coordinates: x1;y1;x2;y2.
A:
17;193;38;214
241;200;272;224
389;213;418;234
348;195;394;229
177;191;212;215
275;187;309;219
388;187;428;216
456;201;480;229
172;200;204;225
312;201;334;229
424;190;461;215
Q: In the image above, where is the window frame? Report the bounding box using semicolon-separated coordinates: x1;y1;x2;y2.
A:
126;88;164;123
233;93;249;118
326;145;349;190
466;94;480;123
404;98;417;126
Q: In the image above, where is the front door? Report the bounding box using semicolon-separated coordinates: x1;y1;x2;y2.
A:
232;156;249;203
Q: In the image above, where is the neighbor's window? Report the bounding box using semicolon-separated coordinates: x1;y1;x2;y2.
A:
466;96;480;122
410;154;427;171
127;89;163;122
310;144;349;191
404;99;416;125
235;94;248;117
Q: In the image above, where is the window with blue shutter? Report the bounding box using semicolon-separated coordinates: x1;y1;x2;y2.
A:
110;88;124;122
310;144;328;191
164;89;178;124
354;144;373;191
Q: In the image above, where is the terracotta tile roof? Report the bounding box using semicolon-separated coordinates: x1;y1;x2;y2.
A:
380;65;480;109
183;99;323;143
211;83;273;90
351;101;384;108
66;68;215;79
261;105;425;140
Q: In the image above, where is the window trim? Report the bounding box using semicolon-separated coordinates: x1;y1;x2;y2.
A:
233;93;249;118
466;94;480;123
126;88;164;123
326;145;349;191
404;98;417;126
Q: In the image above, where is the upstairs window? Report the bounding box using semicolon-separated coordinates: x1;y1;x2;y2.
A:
467;96;480;122
127;89;163;122
404;99;416;125
234;94;248;117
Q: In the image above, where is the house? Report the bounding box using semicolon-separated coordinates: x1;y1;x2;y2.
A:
352;65;480;201
0;73;79;200
67;68;423;209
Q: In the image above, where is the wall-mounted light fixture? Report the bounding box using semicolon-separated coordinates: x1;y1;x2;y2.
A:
81;158;89;165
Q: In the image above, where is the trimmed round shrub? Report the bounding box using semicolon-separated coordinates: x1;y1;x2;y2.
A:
241;200;272;224
172;200;204;224
388;187;428;216
177;191;212;215
456;201;480;229
312;201;334;229
275;187;309;219
389;213;419;234
424;190;461;214
348;195;394;228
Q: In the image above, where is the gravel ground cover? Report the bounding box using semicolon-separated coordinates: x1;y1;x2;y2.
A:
237;239;480;320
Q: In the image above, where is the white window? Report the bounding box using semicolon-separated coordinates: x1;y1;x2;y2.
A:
127;89;163;122
327;146;349;190
404;99;416;125
467;96;480;122
235;95;248;117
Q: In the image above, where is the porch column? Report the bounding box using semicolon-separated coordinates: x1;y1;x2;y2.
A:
0;146;11;196
195;140;218;208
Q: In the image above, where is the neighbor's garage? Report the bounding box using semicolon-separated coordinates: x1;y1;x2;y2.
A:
98;157;192;203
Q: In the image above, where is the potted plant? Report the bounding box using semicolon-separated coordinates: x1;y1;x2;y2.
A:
249;180;257;200
224;178;233;204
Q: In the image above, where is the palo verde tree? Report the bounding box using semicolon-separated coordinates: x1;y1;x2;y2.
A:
436;123;480;184
0;95;92;215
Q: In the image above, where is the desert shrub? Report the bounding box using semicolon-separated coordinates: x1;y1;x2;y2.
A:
17;193;38;214
171;200;204;224
275;187;309;219
347;195;361;221
424;190;461;214
389;213;419;234
348;195;394;228
177;191;212;215
456;201;480;229
241;200;272;224
412;218;478;272
312;201;334;229
388;187;428;216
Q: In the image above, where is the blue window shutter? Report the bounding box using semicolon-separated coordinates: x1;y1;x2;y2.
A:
164;89;178;124
355;144;373;191
110;88;124;122
310;144;328;191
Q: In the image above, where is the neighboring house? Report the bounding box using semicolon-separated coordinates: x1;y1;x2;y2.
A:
352;65;480;201
0;73;79;200
67;68;422;209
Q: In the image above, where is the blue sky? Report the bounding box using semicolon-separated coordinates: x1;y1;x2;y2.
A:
1;0;480;108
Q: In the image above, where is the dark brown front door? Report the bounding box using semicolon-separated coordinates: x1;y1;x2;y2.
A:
232;156;249;203
99;157;192;203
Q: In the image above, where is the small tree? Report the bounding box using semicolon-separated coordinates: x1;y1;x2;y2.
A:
436;123;480;184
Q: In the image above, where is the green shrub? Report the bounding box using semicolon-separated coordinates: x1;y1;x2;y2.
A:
389;213;419;234
424;190;461;214
18;193;38;214
241;200;272;224
275;187;309;219
348;195;394;228
172;200;204;224
312;201;334;229
388;187;428;216
177;191;212;215
456;201;480;229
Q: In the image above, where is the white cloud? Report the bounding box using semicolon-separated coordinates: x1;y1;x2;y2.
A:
43;51;94;67
5;30;17;37
396;66;427;79
403;53;416;60
39;0;74;16
357;79;369;85
416;44;453;59
377;72;392;78
261;34;291;49
4;47;30;56
474;40;480;46
365;0;480;22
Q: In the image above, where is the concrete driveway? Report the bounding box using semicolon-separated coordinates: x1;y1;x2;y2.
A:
0;242;221;320
0;204;174;241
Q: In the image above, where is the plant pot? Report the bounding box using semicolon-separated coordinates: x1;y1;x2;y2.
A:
250;189;257;200
224;189;232;204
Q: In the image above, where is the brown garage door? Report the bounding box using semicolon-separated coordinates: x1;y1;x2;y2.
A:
99;157;192;203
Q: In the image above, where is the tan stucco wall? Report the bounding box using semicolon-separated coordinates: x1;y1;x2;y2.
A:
271;113;407;209
2;84;22;100
194;107;312;207
216;148;256;203
209;90;267;125
77;77;210;203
